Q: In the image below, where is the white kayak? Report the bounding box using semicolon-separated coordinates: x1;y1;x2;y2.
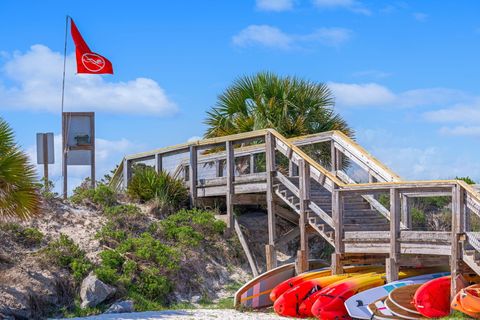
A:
345;272;449;319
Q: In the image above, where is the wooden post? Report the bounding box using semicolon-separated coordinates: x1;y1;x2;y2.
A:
90;114;95;188
249;154;255;174
451;185;464;299
215;159;222;177
265;132;277;270
42;134;49;189
234;218;259;277
226;141;235;231
387;188;401;282
122;159;132;190
155;153;162;173
401;194;411;229
189;146;198;207
330;141;337;173
62;114;68;199
332;188;344;274
297;159;310;273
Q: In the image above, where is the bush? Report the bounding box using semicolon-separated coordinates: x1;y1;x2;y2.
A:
136;267;171;302
43;234;92;281
71;179;117;208
0;223;44;246
127;168;188;213
456;176;476;185
104;204;140;217
159;208;225;247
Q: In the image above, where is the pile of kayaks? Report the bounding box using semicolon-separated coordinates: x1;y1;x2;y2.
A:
234;262;480;319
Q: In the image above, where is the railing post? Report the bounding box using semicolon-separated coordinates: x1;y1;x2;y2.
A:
123;159;132;189
401;194;411;229
332;188;344;274
154;153;162;173
387;188;401;282
297;159;310;273
189;146;197;207
265;132;277;270
451;184;464;299
249;154;255;174
226;141;235;232
330;141;337;173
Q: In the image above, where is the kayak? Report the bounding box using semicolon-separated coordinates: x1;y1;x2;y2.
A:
458;284;480;312
413;276;451;318
269;265;375;302
451;286;480;319
311;273;386;320
273;273;364;317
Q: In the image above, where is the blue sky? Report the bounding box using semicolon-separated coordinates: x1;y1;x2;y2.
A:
1;0;480;191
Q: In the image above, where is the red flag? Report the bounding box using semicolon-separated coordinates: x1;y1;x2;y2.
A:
70;18;113;74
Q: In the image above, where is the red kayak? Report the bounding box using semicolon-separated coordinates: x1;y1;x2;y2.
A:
413;276;451;318
273;273;354;317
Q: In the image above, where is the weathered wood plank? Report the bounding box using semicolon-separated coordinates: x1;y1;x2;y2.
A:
388;188;400;282
189;146;198;207
234;218;259;277
226;141;235;230
265;132;277;270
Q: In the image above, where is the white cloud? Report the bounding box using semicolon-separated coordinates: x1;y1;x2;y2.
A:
413;12;428;22
233;25;293;49
232;25;351;50
439;126;480;137
328;82;396;107
256;0;294;11
0;45;178;115
329;82;470;109
27;134;144;194
312;0;371;15
424;103;480;124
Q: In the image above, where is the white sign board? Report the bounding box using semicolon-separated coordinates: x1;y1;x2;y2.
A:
67;150;92;165
65;115;92;148
36;133;54;164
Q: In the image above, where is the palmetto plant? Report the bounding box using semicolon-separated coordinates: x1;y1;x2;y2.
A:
0;118;40;220
204;72;353;168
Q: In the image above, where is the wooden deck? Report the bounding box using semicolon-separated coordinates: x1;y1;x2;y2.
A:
110;128;480;299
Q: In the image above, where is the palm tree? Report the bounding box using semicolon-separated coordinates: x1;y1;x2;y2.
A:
0;118;40;220
204;72;353;169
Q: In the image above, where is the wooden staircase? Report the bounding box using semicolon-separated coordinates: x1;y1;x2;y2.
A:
111;128;480;293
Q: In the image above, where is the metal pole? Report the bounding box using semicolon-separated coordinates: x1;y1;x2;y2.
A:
42;134;49;190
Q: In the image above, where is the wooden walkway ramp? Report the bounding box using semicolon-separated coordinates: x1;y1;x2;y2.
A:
110;129;480;297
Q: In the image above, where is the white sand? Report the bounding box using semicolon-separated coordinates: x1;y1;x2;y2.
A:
61;309;290;320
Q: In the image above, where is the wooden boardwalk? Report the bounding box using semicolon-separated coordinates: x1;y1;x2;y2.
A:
111;129;480;298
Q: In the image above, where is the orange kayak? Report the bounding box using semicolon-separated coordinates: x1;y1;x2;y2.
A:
459;284;480;312
451;288;480;319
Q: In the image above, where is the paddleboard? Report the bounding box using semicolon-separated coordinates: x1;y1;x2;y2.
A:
345;272;449;319
413;276;451;318
389;284;421;315
384;297;421;319
368;297;397;320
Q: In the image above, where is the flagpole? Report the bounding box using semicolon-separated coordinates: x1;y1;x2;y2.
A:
61;15;69;114
61;15;69;199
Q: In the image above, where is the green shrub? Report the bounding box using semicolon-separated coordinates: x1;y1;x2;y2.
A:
118;233;179;271
95;265;120;284
159;209;225;247
136;267;172;302
411;208;426;229
71;180;117;208
1;223;44;246
126;168;188;212
43;234;92;281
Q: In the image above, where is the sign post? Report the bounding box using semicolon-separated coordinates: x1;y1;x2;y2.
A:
62;112;95;199
36;132;55;190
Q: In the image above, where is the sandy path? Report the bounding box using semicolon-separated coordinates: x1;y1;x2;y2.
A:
62;309;290;320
